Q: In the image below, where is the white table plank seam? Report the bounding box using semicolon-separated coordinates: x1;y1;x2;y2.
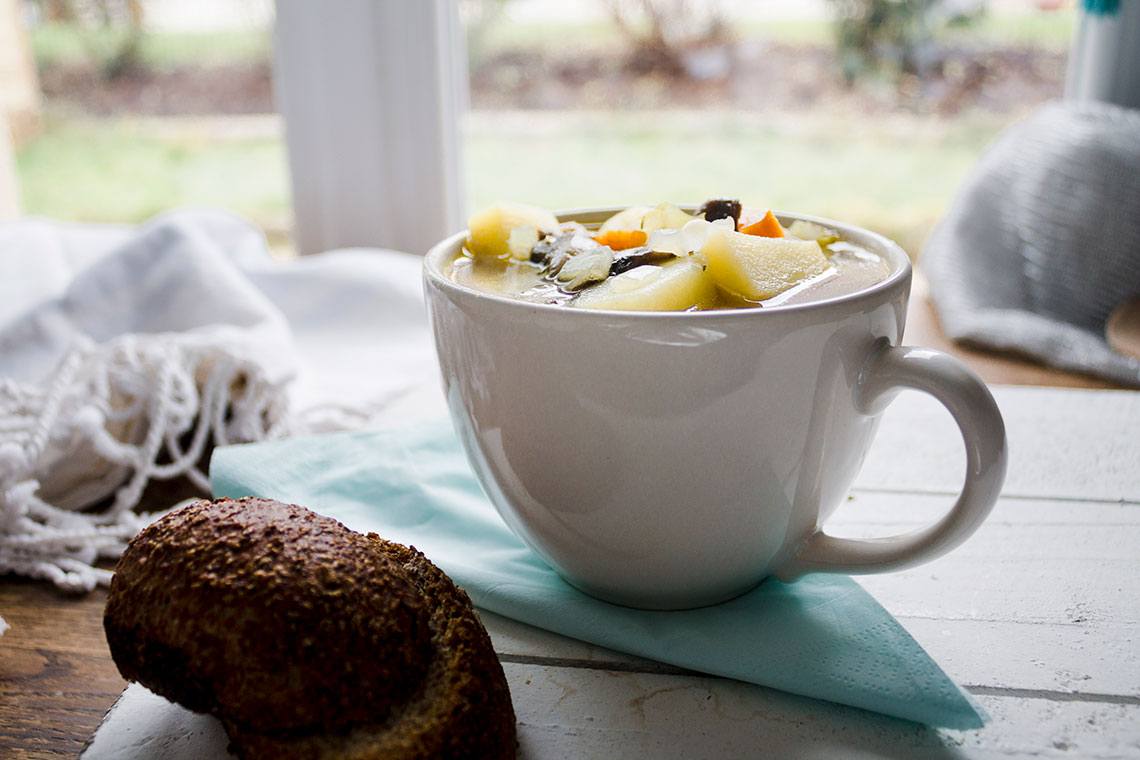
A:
851;486;1139;507
892;613;1123;627
502;659;1140;708
499;652;1140;706
499;653;695;677
962;686;1140;706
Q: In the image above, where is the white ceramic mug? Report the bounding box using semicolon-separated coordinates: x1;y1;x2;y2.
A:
424;208;1007;610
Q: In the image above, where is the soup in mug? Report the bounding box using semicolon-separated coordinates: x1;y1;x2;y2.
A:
449;200;892;311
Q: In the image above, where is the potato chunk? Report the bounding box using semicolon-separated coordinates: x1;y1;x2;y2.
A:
598;203;696;235
701;228;830;301
640;203;696;233
575;260;715;311
599;205;652;233
466;203;560;260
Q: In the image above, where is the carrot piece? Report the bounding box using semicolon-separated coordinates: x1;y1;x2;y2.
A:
740;210;784;238
593;229;648;250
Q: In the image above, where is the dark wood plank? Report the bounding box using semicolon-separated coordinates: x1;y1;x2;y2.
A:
0;582;123;759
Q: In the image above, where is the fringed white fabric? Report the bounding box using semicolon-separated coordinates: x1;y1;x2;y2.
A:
0;211;441;633
0;333;294;594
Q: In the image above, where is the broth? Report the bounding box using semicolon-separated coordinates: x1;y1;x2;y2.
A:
451;241;890;310
449;202;893;311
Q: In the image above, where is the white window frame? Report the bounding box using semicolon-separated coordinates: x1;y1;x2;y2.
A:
274;0;466;256
1065;1;1140;109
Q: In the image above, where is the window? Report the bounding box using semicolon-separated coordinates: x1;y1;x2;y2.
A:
459;0;1076;257
6;1;1126;261
6;0;291;251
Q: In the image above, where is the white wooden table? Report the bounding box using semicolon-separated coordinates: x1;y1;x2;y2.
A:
84;386;1140;759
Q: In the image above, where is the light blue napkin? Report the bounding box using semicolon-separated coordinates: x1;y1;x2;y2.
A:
210;420;986;729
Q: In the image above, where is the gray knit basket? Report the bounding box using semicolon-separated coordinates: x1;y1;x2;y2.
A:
921;100;1140;386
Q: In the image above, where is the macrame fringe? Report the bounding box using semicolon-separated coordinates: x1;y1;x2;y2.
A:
0;333;376;603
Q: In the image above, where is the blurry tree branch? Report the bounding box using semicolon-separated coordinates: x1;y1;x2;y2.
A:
827;0;985;86
604;0;729;77
29;0;145;79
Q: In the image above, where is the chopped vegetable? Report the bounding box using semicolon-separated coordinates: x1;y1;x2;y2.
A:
530;231;598;274
701;228;830;301
739;210;785;238
461;198;870;310
698;199;742;229
529;233;561;264
599;205;652;233
786;220;840;249
610;246;673;276
593;229;648;250
646;218;733;257
575;260;716;311
507;225;540;260
556;248;615;291
467;202;560;260
640;203;696;233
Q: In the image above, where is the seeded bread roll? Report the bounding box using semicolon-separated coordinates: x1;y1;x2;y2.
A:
104;497;516;760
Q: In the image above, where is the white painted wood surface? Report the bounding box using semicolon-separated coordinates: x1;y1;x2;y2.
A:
83;386;1140;759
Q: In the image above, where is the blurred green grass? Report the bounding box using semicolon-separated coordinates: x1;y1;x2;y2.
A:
31;22;270;70
16;111;1012;256
16;117;290;226
464;111;1008;255
940;8;1074;49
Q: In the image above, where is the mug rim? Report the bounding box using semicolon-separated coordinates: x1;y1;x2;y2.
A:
423;207;912;319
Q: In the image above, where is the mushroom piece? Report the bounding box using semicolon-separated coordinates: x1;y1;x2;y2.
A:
699;199;742;230
610;246;674;276
529;232;569;265
531;231;599;276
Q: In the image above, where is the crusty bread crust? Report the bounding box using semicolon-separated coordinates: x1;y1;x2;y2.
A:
104;498;516;759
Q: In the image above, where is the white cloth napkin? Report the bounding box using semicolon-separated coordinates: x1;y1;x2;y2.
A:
0;210;442;610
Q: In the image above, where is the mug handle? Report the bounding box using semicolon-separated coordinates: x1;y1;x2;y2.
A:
777;344;1007;579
